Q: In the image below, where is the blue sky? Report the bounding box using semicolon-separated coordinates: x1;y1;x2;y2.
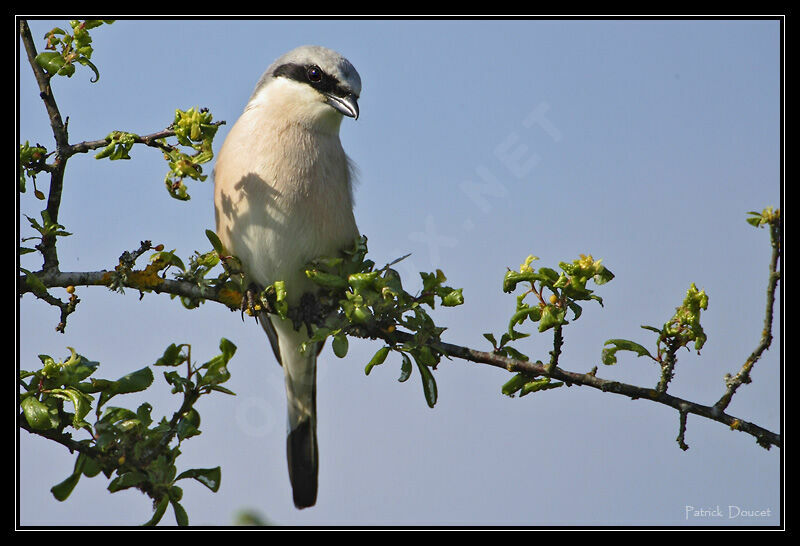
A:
18;18;782;526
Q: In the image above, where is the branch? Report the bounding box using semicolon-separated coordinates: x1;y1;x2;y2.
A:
443;340;780;449
19;269;232;309
343;324;781;450
19;20;69;150
18;413;100;460
715;217;782;411
66;124;225;157
20;19;68;273
19;253;781;451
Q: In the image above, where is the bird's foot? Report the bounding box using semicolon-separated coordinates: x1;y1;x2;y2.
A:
240;282;266;322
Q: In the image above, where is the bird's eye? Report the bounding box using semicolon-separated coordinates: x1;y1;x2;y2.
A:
307;66;322;82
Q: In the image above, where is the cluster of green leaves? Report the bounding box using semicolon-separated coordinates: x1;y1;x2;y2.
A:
94;130;137;160
503;254;614;336
488;254;614;397
746;206;781;229
92;107;221;201
19;340;236;526
19;141;48;196
258;236;464;409
35;20;113;82
20;210;71;258
601;283;709;368
161;108;220;200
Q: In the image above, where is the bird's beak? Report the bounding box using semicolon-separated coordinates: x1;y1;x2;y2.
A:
325;93;359;120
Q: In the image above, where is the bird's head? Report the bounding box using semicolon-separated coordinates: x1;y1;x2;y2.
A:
248;45;361;131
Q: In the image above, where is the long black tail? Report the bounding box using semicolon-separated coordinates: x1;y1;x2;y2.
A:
287;417;318;508
263;313;319;509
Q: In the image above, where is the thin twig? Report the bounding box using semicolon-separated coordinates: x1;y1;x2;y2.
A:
18;413;99;459
676;408;689;451
67;124;225;157
715;217;781;411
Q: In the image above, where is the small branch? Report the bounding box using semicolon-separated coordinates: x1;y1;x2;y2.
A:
67;124;224;157
676;408;689;451
656;338;680;394
118;240;154;270
715;217;781;411
545;324;563;375
19;413;100;459
27;287;80;333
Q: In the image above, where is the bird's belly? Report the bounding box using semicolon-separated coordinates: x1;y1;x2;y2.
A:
223;179;358;301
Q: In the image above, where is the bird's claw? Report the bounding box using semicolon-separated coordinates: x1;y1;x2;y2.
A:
240;283;265;322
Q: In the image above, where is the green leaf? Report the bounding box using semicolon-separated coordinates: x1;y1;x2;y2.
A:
97;367;154;409
154;343;185;367
398;353;412;382
415;357;438;408
171;499;189;526
508;305;542;335
177;408;201;440
114;367;154;392
219;338;237;362
21;396;58;430
502;346;529;362
51;471;81;501
48;388;93;428
601;339;655;366
271;281;288;318
176;467;221;492
205;229;224;255
641;325;663;335
200;339;236;386
144;496;170;526
23;270;49;297
482;333;497;348
305;269;348;290
538;305;566;332
75;56;100;82
365;346;390;375
538;267;560;283
209;385;236;395
348;271;380;291
332;334;348;358
79;453;102;477
35;51;66;74
200;355;231;386
520;377;563;397
568;301;583;321
441;288;464;307
501;373;531;396
57;350;99;385
108;471;147;492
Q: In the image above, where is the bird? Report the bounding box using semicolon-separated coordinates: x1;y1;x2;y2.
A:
213;45;362;509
